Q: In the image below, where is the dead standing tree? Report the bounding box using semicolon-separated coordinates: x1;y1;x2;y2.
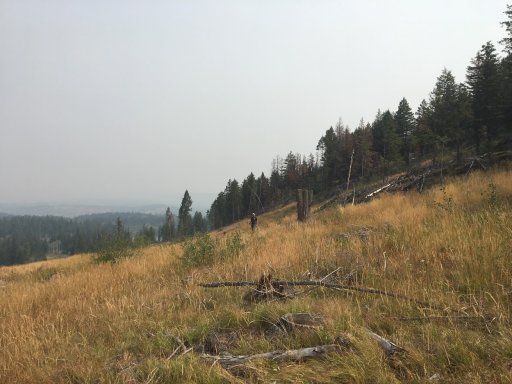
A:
297;189;313;221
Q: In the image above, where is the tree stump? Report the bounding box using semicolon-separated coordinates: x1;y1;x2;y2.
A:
297;189;313;221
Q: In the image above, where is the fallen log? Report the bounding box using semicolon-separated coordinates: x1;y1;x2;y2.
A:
315;151;511;211
199;279;432;308
201;336;350;367
364;182;392;199
201;330;402;367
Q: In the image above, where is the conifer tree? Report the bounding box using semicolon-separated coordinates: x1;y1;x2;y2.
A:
353;119;373;179
192;211;207;234
467;42;500;152
316;127;339;186
500;5;512;148
414;99;434;158
372;110;401;172
257;172;271;209
241;173;258;215
394;98;416;163
429;69;470;160
177;190;193;238
500;4;512;53
160;207;175;242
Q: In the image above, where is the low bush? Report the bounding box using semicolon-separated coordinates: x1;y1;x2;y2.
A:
93;233;136;264
181;231;245;267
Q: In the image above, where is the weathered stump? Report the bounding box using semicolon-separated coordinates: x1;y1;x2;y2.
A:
297;189;313;221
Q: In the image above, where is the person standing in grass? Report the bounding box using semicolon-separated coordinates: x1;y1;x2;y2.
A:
250;213;257;231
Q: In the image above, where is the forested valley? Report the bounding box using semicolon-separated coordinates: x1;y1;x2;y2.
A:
0;213;165;265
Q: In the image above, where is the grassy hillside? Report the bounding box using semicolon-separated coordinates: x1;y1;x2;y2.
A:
0;169;511;383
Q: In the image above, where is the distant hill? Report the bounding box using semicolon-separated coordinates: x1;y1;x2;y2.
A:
75;212;166;233
0;203;175;218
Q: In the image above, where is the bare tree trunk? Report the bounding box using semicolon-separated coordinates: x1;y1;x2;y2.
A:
303;189;309;220
297;189;313;221
346;149;354;192
297;189;304;221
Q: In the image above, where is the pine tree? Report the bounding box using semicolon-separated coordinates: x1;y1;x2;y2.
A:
138;226;156;244
353;119;373;179
500;6;512;149
429;69;469;160
414;99;434;158
316;127;339;186
394;98;416;163
466;42;500;152
224;179;241;223
372;110;401;173
177;190;193;238
282;152;300;189
500;56;512;149
208;192;226;230
241;172;262;215
269;169;281;207
256;172;271;210
160;207;175;242
500;4;512;53
192;211;207;234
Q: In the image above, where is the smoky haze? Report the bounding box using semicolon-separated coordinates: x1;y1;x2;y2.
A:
0;0;506;208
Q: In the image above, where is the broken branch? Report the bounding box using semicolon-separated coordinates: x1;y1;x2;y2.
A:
199;279;432;307
201;337;350;368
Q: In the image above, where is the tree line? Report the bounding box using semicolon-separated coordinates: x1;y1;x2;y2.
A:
0;192;212;265
2;6;511;264
0;209;205;266
206;5;512;230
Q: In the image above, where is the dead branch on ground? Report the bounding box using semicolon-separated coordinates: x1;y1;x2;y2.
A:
201;336;350;368
367;330;404;355
200;274;432;308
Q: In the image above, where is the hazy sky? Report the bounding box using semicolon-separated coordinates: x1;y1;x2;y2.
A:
0;0;507;206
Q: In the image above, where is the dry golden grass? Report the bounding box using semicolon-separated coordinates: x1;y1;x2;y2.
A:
0;169;511;383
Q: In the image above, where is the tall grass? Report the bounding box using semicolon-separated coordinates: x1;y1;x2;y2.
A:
0;169;511;383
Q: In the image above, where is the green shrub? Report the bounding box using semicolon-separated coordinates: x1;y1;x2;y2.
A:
181;233;217;267
93;233;135;264
181;231;245;267
224;231;245;258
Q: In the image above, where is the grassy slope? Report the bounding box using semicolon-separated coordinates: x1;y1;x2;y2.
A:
0;169;511;383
